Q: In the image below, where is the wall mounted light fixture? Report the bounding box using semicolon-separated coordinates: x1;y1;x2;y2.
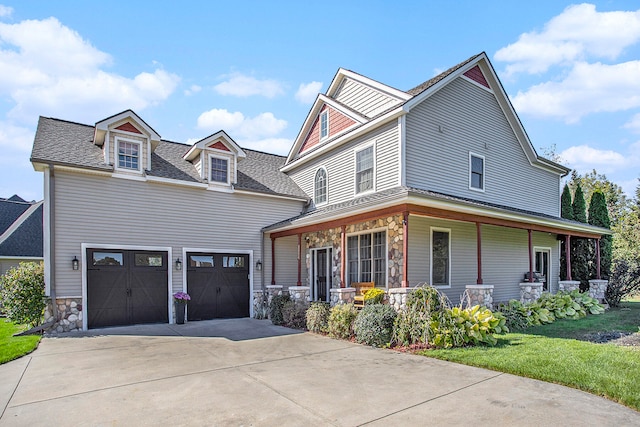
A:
175;258;182;271
256;260;262;271
72;256;79;270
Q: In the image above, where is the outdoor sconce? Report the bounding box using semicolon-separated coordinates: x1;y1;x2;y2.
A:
72;256;79;270
175;258;182;271
256;260;262;271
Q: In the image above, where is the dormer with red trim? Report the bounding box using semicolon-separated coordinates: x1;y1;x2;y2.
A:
93;110;161;174
183;131;246;190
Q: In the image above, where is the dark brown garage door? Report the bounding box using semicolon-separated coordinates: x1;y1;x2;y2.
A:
87;249;168;328
186;252;249;320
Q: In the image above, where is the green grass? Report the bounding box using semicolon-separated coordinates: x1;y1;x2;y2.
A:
418;302;640;411
0;319;41;364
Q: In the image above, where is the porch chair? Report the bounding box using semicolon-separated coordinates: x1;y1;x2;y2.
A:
352;282;375;309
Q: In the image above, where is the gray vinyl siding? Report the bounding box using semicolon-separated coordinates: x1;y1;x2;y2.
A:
334;79;402;118
51;170;304;297
407;216;559;305
405;77;561;217
289;122;399;208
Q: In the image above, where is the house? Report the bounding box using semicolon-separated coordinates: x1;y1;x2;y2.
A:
0;195;43;275
30;52;610;332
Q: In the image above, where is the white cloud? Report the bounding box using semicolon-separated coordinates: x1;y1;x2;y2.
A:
213;73;285;98
559;141;640;179
295;81;322;103
0;121;34;152
0;17;180;124
184;84;202;96
511;61;640;122
0;5;13;17
623;113;640;133
196;109;287;139
495;4;640;75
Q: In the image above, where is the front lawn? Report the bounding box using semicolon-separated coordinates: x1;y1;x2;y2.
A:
0;319;41;364
419;302;640;411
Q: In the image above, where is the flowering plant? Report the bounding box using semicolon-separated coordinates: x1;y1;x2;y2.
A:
173;291;191;303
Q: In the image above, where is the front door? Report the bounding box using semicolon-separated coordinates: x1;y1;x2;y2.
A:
535;249;551;292
311;248;332;302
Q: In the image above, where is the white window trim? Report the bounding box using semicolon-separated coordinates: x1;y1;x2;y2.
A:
208;153;230;185
469;152;485;193
319;109;329;141
430;227;451;289
346;227;388;289
313;166;329;206
354;142;376;196
114;137;143;173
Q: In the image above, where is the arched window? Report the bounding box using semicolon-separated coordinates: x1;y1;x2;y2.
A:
314;168;327;205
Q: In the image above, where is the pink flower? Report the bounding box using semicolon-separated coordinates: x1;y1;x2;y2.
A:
173;291;191;302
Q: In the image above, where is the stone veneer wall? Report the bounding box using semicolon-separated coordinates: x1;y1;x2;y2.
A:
519;283;543;304
558;281;581;292
464;285;494;309
303;214;404;289
588;280;608;303
44;297;83;333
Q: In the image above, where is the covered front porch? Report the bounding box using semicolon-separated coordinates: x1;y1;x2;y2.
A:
261;189;610;311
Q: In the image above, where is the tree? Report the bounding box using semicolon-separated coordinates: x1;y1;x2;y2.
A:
560;184;573;280
571;183;590;290
0;262;46;327
569;169;628;227
588;190;612;279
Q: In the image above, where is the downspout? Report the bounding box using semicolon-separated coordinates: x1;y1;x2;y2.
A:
48;164;59;320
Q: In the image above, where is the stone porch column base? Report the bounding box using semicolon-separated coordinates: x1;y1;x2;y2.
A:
388;287;415;312
288;286;311;305
519;283;543;304
588;280;608;302
558;281;580;292
329;287;356;306
465;285;494;310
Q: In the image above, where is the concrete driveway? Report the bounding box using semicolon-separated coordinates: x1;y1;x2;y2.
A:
1;318;638;426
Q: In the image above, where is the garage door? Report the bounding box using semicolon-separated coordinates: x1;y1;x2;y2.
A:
186;252;249;320
87;249;168;328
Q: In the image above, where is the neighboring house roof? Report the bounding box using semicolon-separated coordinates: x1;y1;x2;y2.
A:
263;186;611;238
0;199;43;258
31;117;308;200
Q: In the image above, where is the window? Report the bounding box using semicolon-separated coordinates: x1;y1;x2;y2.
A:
347;231;386;287
355;145;374;194
117;140;140;171
431;229;451;287
189;255;214;267
93;252;123;266
320;110;329;140
223;256;245;268
210;156;229;184
134;253;163;267
314;168;327;205
470;153;484;191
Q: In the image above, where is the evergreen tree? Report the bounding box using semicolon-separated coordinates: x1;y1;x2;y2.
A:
588;190;612;279
571;183;590;290
560;184;573;280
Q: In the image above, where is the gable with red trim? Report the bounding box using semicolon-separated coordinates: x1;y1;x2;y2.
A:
300;106;356;154
115;122;143;134
463;66;490;89
207;141;231;152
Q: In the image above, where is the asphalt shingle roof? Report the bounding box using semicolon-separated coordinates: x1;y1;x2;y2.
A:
0;203;43;257
0;199;31;235
31;117;308;200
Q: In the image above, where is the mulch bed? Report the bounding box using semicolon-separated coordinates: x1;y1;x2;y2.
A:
582;331;640;347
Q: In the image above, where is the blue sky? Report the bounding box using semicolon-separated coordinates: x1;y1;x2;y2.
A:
1;1;639;201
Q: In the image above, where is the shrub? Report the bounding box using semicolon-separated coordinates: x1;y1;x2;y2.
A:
327;303;358;339
0;262;46;327
306;301;330;333
495;300;531;331
281;301;307;329
353;304;397;347
269;294;290;326
606;259;640;307
392;284;447;346
363;288;385;305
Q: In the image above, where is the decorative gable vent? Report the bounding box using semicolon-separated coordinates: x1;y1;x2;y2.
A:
463;66;490;90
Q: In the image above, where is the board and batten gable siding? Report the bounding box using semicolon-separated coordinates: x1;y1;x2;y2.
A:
289;122;399;208
51;170;304;297
405;77;561;217
407;216;559;305
334;79;403;118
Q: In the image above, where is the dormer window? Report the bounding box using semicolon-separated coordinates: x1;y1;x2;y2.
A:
116;138;141;171
320;110;329;140
210;155;229;184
